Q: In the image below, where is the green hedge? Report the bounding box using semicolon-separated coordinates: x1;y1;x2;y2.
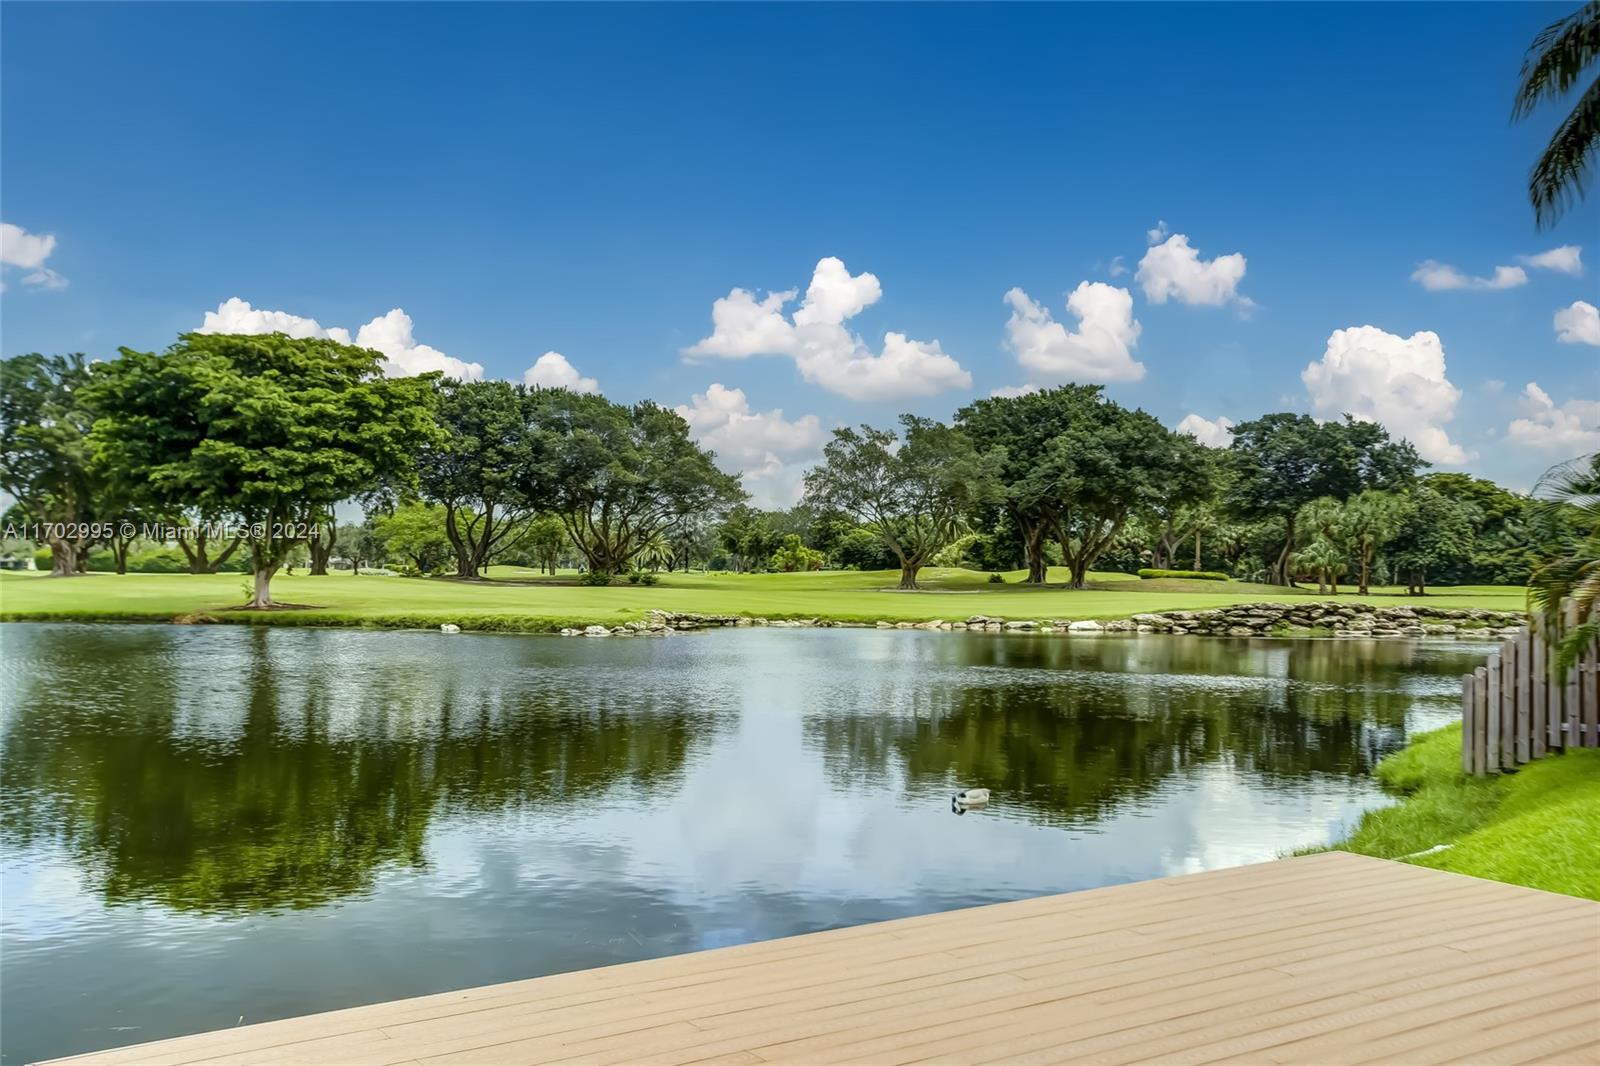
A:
1137;568;1230;581
33;546;250;573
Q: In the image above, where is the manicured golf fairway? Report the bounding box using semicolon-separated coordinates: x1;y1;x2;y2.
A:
0;567;1526;632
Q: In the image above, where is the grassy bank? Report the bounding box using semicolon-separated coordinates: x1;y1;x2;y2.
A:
0;566;1525;632
1330;723;1600;900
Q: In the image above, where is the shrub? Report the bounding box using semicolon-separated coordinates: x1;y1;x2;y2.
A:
136;548;188;573
86;548;181;573
836;528;896;571
1137;568;1230;581
210;551;251;573
931;532;981;568
988;572;1005;583
579;569;612;586
637;569;658;586
770;534;825;572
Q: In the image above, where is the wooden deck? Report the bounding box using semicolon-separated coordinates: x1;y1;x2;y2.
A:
47;852;1600;1066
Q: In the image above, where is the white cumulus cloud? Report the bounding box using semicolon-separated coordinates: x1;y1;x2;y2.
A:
1136;233;1251;308
354;309;483;380
684;257;971;401
1301;325;1470;465
990;384;1040;398
1176;413;1235;448
1410;260;1527;292
1507;383;1600;452
675;383;825;507
0;223;54;269
199;297;353;343
1555;300;1600;345
1520;245;1583;275
1;221;68;289
1003;282;1144;383
522;351;598;394
196;299;484;380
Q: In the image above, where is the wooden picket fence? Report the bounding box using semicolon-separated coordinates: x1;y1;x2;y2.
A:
1461;602;1599;775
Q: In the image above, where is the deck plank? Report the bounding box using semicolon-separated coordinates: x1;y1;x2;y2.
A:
43;853;1600;1066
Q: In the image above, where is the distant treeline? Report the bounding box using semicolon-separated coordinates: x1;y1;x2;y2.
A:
1;333;1588;604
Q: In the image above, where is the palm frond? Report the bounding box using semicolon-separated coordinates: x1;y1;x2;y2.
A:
1527;453;1600;669
1515;3;1600;227
1513;1;1600;119
1530;75;1600;227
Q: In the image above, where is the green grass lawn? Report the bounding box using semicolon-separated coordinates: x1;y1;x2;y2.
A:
0;565;1527;632
1327;724;1600;900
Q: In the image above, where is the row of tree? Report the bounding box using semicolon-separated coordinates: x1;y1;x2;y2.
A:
1;332;1588;605
1;335;740;606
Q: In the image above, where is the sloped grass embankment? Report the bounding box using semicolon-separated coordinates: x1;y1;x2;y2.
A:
1332;723;1600;900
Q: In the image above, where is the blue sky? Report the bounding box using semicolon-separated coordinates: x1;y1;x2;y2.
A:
3;2;1596;504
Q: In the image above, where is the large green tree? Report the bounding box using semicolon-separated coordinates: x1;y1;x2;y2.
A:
1225;413;1422;586
804;416;997;589
958;386;1189;588
1514;1;1600;227
417;379;545;578
0;353;101;575
718;505;783;573
1422;472;1536;585
956;386;1096;584
1390;485;1476;595
372;502;452;574
1041;399;1185;589
88;333;438;607
538;392;743;579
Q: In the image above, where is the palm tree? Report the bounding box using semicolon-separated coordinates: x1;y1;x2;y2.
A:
635;531;674;573
1295;538;1348;596
1527;454;1599;670
1343;489;1405;596
1295;496;1348;590
1178;502;1224;571
1514;2;1600;228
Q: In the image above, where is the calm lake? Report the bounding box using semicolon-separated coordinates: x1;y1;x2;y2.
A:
1;622;1490;1063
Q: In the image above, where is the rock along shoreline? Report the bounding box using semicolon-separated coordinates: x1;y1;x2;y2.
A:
552;601;1526;639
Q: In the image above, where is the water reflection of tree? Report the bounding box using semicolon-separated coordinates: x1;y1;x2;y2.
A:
1;636;715;915
807;637;1473;828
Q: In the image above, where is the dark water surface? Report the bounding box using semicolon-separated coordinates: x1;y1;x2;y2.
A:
0;623;1490;1063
